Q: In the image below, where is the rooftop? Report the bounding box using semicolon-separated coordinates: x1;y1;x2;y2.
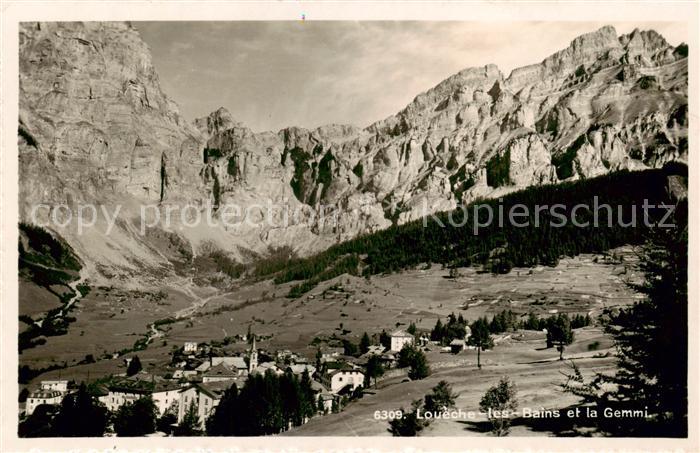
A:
108;374;181;393
203;363;238;377
390;330;413;338
29;390;62;399
328;367;363;377
288;364;316;375
196;381;235;399
211;356;247;369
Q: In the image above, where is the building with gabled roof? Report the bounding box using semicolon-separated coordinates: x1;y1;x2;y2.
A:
211;356;247;370
449;338;466;353
287;364;316;376
202;363;239;383
195;381;231;425
319;347;344;363
367;345;385;356
321;365;365;394
390;329;414;352
250;361;283;376
98;376;182;415
25;389;63;415
177;381;234;427
40;380;69;393
309;380;335;413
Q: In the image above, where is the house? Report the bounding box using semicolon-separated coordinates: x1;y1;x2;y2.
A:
183;342;198;353
348;355;369;367
294;355;309;364
99;386;149;412
358;345;386;363
317;393;334;413
449;339;466;354
172;370;197;379
366;345;385;356
310;380;334;413
322;367;365;394
25;390;63;415
276;349;299;362
195;381;231;426
151;384;185;415
320;347;344;362
210;356;248;375
99;377;181;415
177;386;199;421
177;382;232;427
40;380;68;393
195;361;211;373
251;361;283;376
202;364;239;383
390;330;414;352
288;364;316;376
379;352;397;368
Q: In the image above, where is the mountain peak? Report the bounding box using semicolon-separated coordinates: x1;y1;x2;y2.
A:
194;107;244;138
18;23;688;280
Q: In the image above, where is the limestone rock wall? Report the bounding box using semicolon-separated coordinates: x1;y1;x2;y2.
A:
18;23;688;281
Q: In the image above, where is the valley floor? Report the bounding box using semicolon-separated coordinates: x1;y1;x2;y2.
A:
19;248;642;436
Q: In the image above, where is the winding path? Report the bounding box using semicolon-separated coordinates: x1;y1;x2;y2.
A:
143;277;238;344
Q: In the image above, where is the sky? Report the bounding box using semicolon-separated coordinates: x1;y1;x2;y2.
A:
136;21;686;133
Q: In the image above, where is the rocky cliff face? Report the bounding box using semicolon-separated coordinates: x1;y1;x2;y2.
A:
19;22;204;204
19;22;209;277
18;23;688;282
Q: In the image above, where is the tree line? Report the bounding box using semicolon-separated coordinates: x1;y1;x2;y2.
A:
250;165;684;297
206;369;317;436
429;310;588;365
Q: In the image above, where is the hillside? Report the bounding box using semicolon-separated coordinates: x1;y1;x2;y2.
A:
18;23;688;283
251;163;687;297
18;223;85;351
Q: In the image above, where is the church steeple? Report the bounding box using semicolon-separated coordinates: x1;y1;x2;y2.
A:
249;333;258;373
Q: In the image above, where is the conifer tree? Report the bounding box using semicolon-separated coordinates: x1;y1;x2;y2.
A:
547;314;574;360
480;377;518;436
126;355;142;376
359;332;371;354
564;201;688;436
53;383;108;436
408;349;430;380
114;396;157;437
468;318;494;369
174;401;203;436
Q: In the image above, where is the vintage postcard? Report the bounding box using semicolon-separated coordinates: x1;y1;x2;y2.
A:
1;1;697;452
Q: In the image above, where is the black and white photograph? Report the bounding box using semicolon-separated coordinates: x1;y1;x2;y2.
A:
1;1;697;451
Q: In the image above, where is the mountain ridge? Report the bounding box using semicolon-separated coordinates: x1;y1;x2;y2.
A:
18;22;688;284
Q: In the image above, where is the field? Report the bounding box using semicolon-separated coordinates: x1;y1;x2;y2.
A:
285;327;615;436
19;247;642;436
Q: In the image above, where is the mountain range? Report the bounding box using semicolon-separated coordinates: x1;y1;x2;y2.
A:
18;22;688;284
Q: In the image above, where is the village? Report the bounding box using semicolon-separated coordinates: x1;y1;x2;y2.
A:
21;325;471;435
18;250;636;437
